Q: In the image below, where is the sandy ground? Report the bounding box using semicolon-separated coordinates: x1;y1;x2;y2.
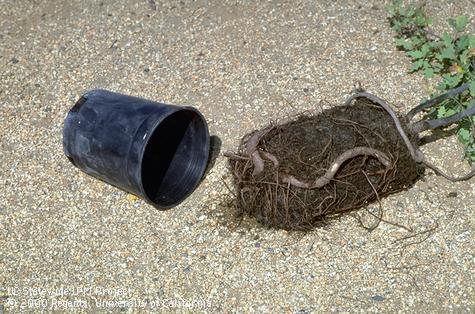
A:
1;0;474;312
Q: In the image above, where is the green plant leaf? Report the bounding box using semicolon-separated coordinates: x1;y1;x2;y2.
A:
410;59;424;72
440;74;463;89
415;15;429;26
445;108;457;117
469;81;475;97
440;45;456;60
437;106;457;118
469;154;475;166
437;106;446;118
431;62;443;71
460;49;469;64
442;32;453;46
456;35;470;52
407;50;424;59
458;127;472;143
449;15;468;32
455;15;468;32
395;37;413;50
426;17;433;26
405;7;415;18
420;43;431;56
469;35;475;48
424;67;435;78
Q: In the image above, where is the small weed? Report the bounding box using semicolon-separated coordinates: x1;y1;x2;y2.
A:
387;0;475;163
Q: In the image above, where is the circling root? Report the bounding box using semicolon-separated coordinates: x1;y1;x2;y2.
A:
281;147;391;189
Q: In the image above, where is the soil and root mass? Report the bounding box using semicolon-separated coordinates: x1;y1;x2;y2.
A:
226;87;475;230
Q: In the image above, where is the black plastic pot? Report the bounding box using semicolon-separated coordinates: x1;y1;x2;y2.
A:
63;89;210;208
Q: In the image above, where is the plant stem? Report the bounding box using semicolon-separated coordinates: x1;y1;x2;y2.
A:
410;104;475;133
345;91;424;162
406;83;470;120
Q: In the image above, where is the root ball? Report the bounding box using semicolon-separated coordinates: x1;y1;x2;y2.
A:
227;99;425;230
